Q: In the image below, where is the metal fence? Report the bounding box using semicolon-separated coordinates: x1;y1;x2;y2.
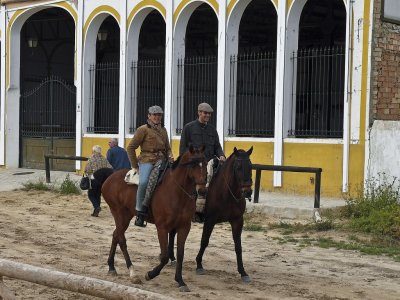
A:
87;62;120;134
176;56;217;134
228;52;276;137
289;47;345;138
129;59;165;133
20;76;76;138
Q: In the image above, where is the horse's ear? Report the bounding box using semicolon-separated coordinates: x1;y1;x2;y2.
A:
233;147;238;155
200;145;206;153
246;146;253;156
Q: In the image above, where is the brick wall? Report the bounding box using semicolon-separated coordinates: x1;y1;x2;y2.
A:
370;0;400;121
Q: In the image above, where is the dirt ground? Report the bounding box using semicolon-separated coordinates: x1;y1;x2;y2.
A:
0;190;399;300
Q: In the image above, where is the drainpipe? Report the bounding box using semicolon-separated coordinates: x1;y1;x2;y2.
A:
0;5;6;165
342;0;354;193
75;0;83;169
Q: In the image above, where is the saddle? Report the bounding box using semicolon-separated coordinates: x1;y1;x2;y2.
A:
143;160;170;207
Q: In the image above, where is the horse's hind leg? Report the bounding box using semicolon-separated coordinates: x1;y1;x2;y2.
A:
175;227;191;292
107;230;119;275
145;228;169;281
230;217;250;282
168;229;177;264
195;221;215;275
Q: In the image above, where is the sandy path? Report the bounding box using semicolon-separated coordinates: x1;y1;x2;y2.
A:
0;190;399;299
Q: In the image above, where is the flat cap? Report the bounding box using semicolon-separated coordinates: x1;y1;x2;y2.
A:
198;102;214;113
148;105;164;114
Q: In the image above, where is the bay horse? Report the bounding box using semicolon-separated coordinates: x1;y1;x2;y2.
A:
100;146;207;292
168;146;253;282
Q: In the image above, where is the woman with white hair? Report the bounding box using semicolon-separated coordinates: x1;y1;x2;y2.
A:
85;145;112;217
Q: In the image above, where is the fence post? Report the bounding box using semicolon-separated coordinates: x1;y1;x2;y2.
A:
45;156;51;183
314;170;321;208
253;169;261;203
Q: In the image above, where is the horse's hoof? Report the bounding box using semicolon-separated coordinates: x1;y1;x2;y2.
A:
196;268;205;275
108;270;117;276
179;285;190;292
129;266;135;278
145;272;151;281
241;275;251;283
169;259;176;266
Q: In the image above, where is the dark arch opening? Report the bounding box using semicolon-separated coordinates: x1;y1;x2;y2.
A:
132;10;166;131
292;0;347;138
19;8;76;170
177;3;218;133
238;0;277;53
299;0;346;48
90;16;120;134
229;0;278;137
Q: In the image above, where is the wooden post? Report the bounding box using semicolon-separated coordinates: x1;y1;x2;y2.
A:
0;259;173;300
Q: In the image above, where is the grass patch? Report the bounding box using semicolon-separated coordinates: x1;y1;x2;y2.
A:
21;175;81;195
21;178;51;191
59;174;81;195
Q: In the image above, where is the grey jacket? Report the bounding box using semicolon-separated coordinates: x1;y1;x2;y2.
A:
179;120;224;161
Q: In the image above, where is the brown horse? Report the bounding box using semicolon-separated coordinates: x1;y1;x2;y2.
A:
168;147;253;282
100;146;207;292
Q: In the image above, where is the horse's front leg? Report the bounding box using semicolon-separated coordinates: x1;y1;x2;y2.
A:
175;226;191;292
195;220;215;275
145;228;169;281
168;229;177;264
115;211;135;278
230;217;250;282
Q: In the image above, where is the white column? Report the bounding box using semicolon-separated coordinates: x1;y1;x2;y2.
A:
75;0;84;169
164;1;174;139
0;6;6;165
216;0;227;147
273;0;287;186
119;1;127;146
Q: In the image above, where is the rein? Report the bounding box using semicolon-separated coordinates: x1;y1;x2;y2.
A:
170;161;204;200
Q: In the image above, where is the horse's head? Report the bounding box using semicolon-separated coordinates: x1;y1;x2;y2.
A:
179;145;208;197
232;146;253;199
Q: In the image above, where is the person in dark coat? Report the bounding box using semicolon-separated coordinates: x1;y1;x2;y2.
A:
106;138;131;170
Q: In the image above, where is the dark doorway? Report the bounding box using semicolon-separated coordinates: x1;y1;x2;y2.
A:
88;16;120;134
176;4;218;134
130;10;166;132
228;0;277;137
291;0;346;138
19;8;75;170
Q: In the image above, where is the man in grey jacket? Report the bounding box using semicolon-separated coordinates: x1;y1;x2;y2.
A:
179;102;226;222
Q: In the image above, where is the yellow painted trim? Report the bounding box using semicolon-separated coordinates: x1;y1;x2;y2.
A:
287;0;293;13
360;0;370;143
6;9;24;89
227;0;278;18
173;0;219;26
6;2;78;89
127;0;166;29
83;5;121;40
54;2;77;24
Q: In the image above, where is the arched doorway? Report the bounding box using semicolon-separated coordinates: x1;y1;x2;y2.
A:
87;16;120;134
128;9;166;132
19;8;75;170
175;2;218;134
290;0;346;138
228;0;277;137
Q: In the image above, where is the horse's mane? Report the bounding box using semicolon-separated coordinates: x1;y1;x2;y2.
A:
171;155;182;170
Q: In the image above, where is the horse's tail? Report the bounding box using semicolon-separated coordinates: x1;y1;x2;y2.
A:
93;168;115;187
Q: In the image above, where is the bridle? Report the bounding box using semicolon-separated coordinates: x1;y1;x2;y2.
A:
221;155;252;202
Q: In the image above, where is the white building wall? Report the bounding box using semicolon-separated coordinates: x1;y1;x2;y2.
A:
367;120;400;185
